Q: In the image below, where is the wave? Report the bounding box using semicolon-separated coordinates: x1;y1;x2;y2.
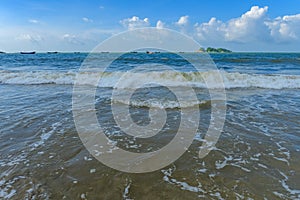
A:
111;98;210;109
0;70;300;89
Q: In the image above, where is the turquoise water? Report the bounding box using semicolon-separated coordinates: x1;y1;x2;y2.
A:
0;53;300;199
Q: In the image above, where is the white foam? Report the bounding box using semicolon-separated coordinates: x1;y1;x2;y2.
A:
161;167;205;193
80;193;87;199
273;156;290;165
1;70;300;89
198;169;208;173
215;156;233;169
122;179;132;200
210;192;225;200
0;176;25;199
0;152;27;167
31;122;62;149
258;163;268;169
275;141;291;160
230;164;251;172
113;98;208;109
279;171;300;197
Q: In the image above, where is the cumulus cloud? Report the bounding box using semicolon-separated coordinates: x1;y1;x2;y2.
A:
118;7;300;46
195;6;270;43
193;5;300;46
3;5;300;52
225;6;269;41
266;14;300;42
176;15;189;26
195;17;226;41
156;20;164;29
82;17;93;23
120;16;150;30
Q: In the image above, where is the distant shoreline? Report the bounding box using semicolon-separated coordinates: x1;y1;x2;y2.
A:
198;47;232;53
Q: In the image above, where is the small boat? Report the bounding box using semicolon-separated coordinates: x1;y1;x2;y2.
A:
0;51;5;54
20;51;36;54
47;51;58;54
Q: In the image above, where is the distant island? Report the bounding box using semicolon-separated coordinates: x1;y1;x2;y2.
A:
198;47;232;53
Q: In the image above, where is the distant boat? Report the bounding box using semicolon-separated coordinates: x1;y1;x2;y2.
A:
0;51;5;54
20;51;36;54
47;51;58;54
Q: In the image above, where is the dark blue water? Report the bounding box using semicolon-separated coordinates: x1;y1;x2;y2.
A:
1;53;300;74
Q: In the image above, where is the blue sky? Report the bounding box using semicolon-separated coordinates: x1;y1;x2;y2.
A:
1;0;300;52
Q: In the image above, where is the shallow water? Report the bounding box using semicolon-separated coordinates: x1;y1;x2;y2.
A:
0;53;300;199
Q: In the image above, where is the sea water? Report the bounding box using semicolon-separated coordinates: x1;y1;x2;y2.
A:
0;52;299;199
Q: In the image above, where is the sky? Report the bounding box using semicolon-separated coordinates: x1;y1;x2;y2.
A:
1;0;300;52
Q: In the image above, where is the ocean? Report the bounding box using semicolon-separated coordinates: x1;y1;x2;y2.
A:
0;52;300;199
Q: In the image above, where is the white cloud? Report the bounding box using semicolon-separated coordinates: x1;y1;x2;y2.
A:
193;5;300;46
266;14;300;42
2;6;300;52
16;34;43;43
120;16;150;30
28;19;40;24
195;17;226;41
156;20;164;29
82;17;93;23
63;34;84;45
225;6;269;42
195;6;271;43
176;15;189;26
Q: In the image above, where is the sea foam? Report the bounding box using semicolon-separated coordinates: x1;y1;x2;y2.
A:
0;70;300;89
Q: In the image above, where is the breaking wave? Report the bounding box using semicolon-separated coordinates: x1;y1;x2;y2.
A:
111;99;211;109
0;70;300;89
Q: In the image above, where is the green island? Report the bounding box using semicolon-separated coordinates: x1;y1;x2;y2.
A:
198;47;232;53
